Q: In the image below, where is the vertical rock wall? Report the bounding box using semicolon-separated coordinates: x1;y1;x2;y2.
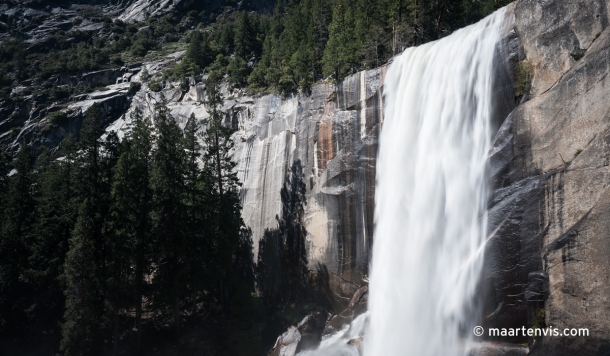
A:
485;0;610;354
232;68;386;285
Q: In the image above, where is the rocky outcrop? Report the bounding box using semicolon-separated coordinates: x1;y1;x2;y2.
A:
322;285;368;337
2;80;133;151
513;0;609;97
117;0;194;23
269;326;302;356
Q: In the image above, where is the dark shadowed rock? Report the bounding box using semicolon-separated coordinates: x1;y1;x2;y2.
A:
295;311;329;353
468;342;529;356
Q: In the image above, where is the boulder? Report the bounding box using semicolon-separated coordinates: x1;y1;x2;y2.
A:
468;342;529;356
269;326;302;356
295;311;330;353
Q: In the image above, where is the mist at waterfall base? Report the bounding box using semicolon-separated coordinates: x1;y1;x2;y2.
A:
297;7;511;356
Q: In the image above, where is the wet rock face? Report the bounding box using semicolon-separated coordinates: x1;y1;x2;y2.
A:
483;0;610;353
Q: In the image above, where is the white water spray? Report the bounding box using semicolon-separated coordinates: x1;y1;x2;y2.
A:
295;8;511;356
365;8;509;356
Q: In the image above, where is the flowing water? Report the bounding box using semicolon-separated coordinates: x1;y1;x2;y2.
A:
366;7;510;356
297;7;511;356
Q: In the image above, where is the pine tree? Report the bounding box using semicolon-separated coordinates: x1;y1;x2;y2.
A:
181;113;209;320
150;98;186;339
227;57;250;86
107;108;153;354
308;0;332;81
202;73;246;312
278;160;308;304
234;11;257;60
186;31;204;70
61;104;113;355
185;31;215;73
0;144;35;331
247;42;269;89
183;113;203;237
322;0;359;80
61;199;105;356
27;137;78;330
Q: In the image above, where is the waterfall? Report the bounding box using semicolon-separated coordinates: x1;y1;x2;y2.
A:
296;7;511;356
366;7;509;356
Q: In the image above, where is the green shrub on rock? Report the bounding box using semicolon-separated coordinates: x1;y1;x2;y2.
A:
48;111;68;125
128;81;142;94
148;79;162;92
515;60;532;101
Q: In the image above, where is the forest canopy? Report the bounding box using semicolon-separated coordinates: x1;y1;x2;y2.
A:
0;0;512;102
172;0;512;93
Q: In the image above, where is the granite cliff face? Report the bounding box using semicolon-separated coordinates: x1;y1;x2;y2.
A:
485;0;610;354
232;69;384;286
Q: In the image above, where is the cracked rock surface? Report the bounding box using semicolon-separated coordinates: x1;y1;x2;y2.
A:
483;1;610;354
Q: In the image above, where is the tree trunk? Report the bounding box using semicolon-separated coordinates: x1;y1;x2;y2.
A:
136;296;142;356
392;22;397;55
414;0;419;46
112;308;120;356
214;129;223;202
435;0;446;38
135;273;143;356
174;294;181;341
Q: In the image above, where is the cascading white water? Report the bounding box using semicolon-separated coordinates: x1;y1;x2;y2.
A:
366;8;509;356
295;8;511;356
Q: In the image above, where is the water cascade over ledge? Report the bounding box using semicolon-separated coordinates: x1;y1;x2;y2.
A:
366;8;510;356
297;7;512;356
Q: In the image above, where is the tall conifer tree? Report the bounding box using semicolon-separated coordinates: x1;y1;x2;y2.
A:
62;104;113;356
150;98;186;339
28;137;78;330
202;72;244;311
107;108;153;354
0;144;35;331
